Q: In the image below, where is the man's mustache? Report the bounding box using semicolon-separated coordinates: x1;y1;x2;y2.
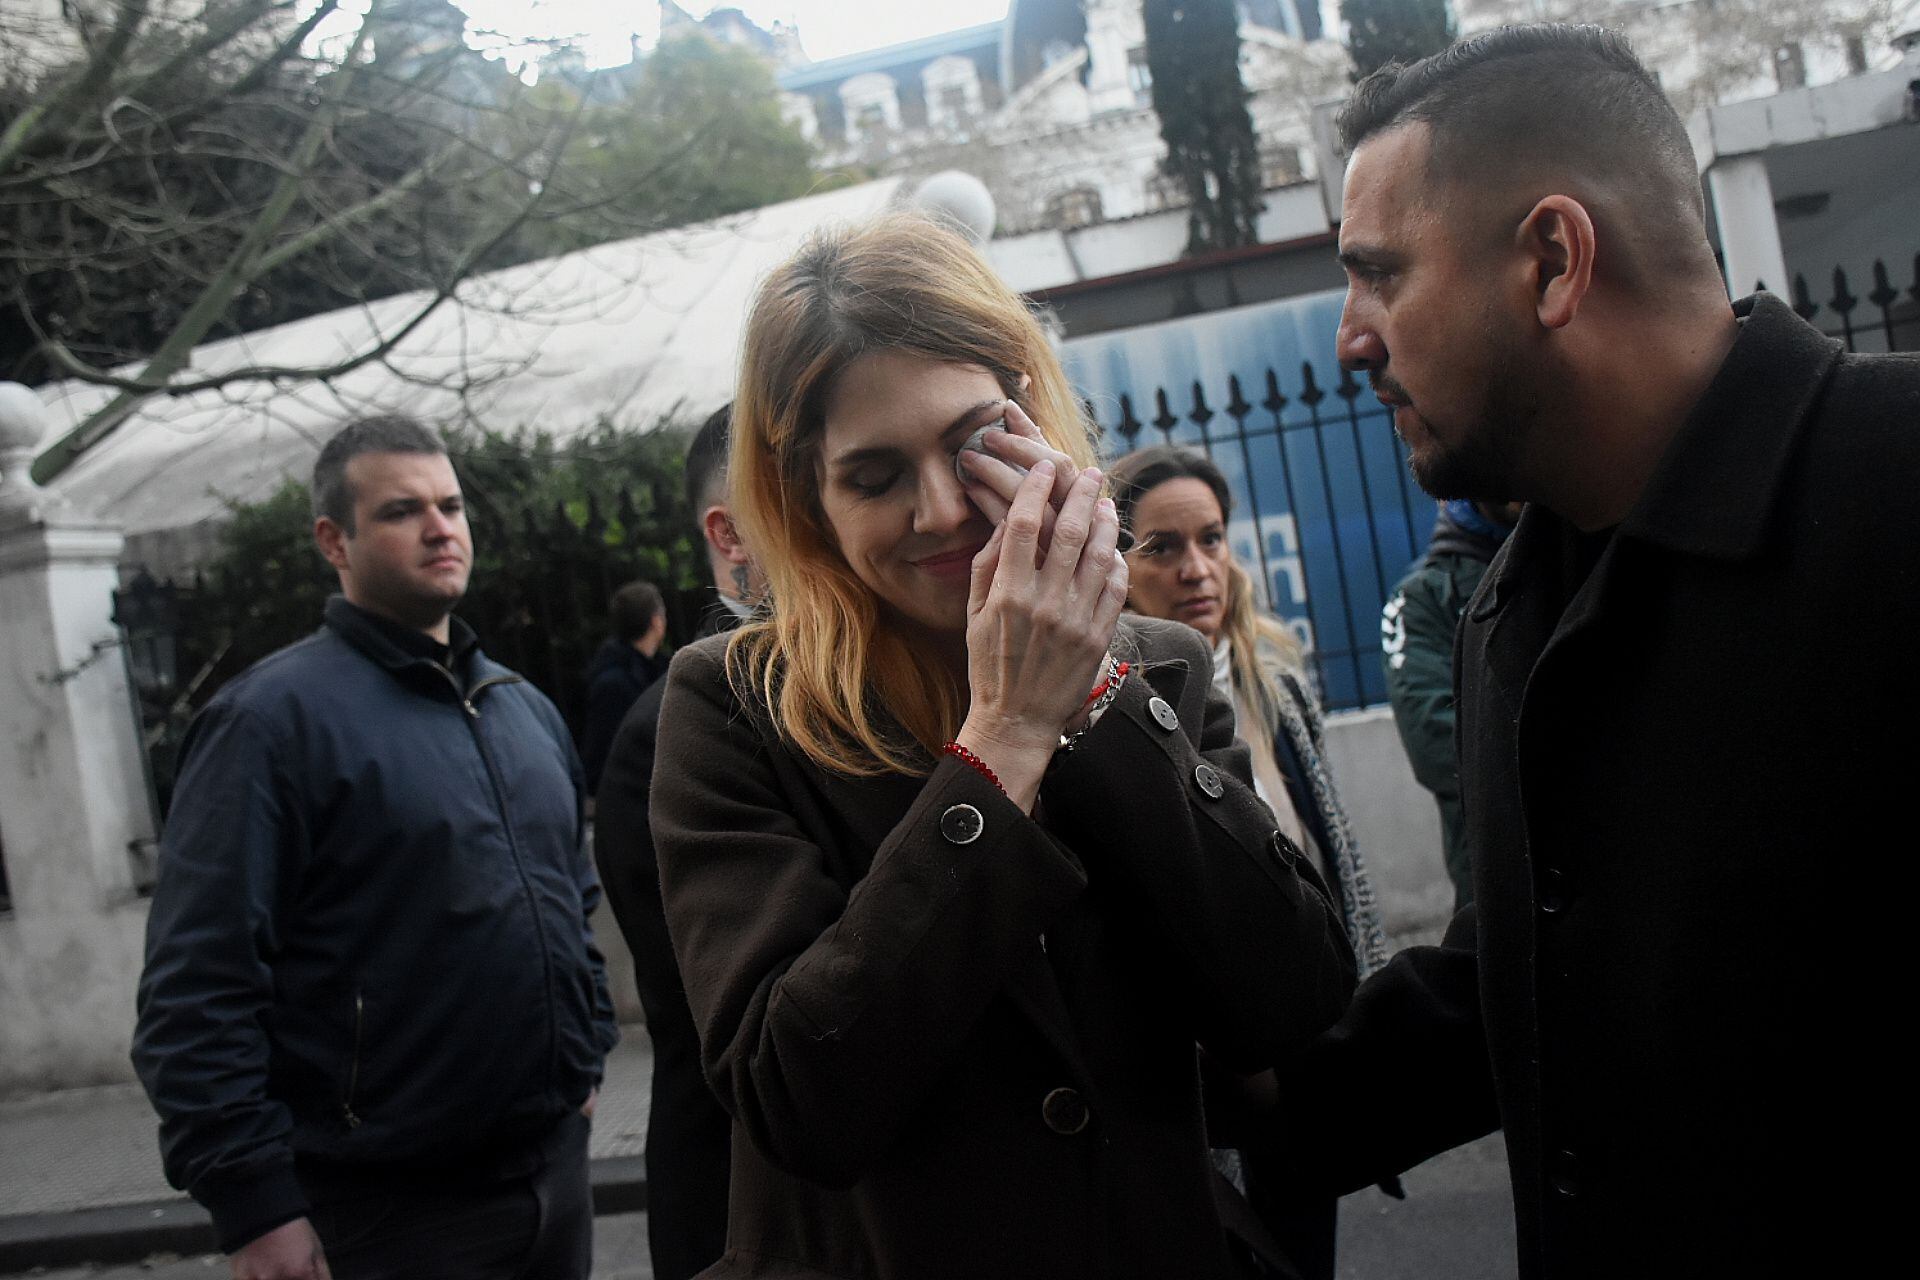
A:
1371;373;1411;404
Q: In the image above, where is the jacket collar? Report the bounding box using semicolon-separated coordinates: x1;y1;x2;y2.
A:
1471;292;1839;624
1618;291;1840;560
323;595;486;688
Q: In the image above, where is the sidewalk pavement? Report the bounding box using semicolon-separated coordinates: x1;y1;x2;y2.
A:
0;1029;653;1273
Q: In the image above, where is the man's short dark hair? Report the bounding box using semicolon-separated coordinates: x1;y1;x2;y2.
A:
609;580;665;643
684;403;733;515
1338;25;1701;233
312;415;447;532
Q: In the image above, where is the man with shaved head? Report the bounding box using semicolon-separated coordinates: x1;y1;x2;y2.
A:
1267;25;1918;1279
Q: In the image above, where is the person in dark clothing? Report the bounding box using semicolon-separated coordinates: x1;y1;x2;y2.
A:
1379;499;1518;911
1109;445;1390;1280
133;416;617;1280
1263;25;1920;1279
579;580;667;795
593;405;759;1280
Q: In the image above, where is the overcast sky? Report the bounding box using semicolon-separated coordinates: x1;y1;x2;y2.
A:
460;1;1015;67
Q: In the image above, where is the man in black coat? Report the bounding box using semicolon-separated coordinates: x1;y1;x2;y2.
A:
1270;25;1919;1278
578;579;667;795
594;406;759;1280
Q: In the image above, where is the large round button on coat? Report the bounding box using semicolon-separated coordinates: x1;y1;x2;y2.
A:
939;803;984;845
1270;830;1302;866
1041;1087;1091;1135
1147;696;1179;731
1193;763;1225;799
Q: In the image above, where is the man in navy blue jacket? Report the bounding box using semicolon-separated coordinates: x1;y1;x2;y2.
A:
134;415;618;1280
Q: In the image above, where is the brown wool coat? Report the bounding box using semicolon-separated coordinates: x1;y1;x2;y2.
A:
649;614;1358;1280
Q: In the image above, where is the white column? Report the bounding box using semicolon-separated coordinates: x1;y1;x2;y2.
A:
1706;155;1790;300
0;384;154;1092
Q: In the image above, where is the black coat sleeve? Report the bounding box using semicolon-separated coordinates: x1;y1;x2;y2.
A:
131;702;310;1252
592;677;685;1031
1260;906;1500;1195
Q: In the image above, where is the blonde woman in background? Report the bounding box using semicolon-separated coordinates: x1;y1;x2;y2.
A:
644;215;1356;1280
1110;444;1390;1280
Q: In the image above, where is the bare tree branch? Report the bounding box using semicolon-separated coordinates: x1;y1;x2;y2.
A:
0;0;148;173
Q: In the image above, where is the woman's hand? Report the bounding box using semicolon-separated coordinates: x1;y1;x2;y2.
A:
957;459;1129;810
956;401;1082;549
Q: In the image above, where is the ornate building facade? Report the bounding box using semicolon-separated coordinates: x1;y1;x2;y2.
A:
765;1;1347;236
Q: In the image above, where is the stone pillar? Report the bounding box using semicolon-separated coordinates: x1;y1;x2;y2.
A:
1706;155;1790;300
0;383;155;1094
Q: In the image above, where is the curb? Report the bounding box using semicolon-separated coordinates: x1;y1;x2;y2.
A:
0;1156;646;1274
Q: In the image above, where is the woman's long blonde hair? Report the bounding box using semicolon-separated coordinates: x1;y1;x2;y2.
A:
726;213;1097;777
1107;446;1305;729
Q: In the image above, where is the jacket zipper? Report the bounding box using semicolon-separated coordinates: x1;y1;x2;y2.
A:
444;669;562;1097
342;989;364;1130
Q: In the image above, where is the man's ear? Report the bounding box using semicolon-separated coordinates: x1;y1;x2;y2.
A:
1519;194;1596;331
702;504;749;566
314;517;351;573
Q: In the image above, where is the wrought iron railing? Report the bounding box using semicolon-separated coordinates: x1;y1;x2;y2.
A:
1095;363;1420;712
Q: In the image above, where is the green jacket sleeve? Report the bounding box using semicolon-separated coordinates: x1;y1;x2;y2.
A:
1381;565;1464;802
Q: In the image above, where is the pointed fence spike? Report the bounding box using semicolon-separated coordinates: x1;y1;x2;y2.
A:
1829;265;1857;314
1115;392;1143;442
1791;273;1819;321
1151;387;1178;435
1334;364;1361;402
1868;260;1898;309
1188;380;1213;426
1298;362;1324;408
1261;368;1287;415
1224;374;1252;420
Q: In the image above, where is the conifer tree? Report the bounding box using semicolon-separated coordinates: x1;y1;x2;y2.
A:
1143;0;1266;253
1341;0;1456;80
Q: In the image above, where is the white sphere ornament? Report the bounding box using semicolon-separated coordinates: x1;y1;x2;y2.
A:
910;171;997;245
0;381;50;513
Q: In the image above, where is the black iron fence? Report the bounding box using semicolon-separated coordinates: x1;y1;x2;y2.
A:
1783;256;1920;354
121;470;705;819
1094;365;1417;713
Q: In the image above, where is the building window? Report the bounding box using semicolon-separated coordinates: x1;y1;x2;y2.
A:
1128;47;1153;104
1844;34;1868;76
1259;144;1303;189
839;72;902;143
1046;187;1105;230
1772;42;1807;91
1146;171;1184;212
940;86;971;124
923;55;983;132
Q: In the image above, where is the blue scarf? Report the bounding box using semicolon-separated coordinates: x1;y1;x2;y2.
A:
1444;498;1516;544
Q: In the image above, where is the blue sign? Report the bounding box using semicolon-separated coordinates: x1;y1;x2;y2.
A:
1060;289;1436;710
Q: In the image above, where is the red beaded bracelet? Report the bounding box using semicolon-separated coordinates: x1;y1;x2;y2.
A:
941;740;1005;794
1083;660;1130;707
